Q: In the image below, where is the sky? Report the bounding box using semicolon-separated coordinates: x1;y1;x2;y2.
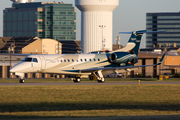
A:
1;0;180;48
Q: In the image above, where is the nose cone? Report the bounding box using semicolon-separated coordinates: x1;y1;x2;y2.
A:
10;66;17;73
9;63;22;73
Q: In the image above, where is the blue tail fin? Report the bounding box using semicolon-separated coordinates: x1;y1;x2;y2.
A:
118;30;164;56
128;30;145;56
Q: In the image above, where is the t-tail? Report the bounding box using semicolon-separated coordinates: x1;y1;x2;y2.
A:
115;30;163;56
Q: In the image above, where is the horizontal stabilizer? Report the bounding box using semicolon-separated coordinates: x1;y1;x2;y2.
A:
157;53;166;65
119;30;164;34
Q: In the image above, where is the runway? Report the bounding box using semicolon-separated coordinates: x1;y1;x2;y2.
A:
1;81;180;86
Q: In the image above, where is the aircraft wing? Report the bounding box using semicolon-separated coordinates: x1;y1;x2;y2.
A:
80;53;166;73
80;64;156;73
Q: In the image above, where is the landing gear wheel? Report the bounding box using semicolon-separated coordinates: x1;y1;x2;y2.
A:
19;79;25;83
76;78;81;83
73;78;81;83
97;78;105;83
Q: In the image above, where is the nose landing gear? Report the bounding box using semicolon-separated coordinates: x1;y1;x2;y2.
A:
71;75;81;83
15;73;25;83
19;79;25;83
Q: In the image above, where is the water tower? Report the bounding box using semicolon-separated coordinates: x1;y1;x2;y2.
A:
11;0;34;4
75;0;119;53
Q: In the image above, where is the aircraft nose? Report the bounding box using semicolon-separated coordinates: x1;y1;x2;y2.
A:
10;64;20;73
10;67;16;73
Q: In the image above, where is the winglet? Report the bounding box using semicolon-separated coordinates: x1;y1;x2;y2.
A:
156;53;166;66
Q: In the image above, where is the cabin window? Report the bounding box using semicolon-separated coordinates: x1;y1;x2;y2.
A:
98;58;100;61
94;59;96;61
89;59;91;61
64;60;66;62
84;59;87;62
32;58;38;62
80;59;83;62
60;60;63;62
76;60;78;62
72;59;74;62
68;59;70;62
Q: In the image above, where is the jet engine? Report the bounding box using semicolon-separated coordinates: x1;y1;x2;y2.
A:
108;52;137;64
109;53;118;63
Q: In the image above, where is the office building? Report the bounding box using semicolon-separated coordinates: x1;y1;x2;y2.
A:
3;1;76;41
146;12;180;48
0;37;62;54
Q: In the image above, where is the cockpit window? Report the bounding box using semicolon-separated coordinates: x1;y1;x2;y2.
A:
22;57;38;62
33;58;38;62
22;57;32;62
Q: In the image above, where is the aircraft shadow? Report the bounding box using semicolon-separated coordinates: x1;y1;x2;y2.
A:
1;115;180;120
0;102;180;113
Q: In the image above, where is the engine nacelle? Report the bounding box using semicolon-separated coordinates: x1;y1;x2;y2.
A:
109;53;118;63
108;52;137;64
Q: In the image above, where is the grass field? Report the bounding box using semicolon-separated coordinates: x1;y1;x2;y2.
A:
0;84;180;119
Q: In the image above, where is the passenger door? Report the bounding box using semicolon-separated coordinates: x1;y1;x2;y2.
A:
31;58;41;72
38;55;46;70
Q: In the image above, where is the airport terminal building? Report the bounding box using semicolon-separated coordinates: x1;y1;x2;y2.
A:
3;1;76;41
146;12;180;48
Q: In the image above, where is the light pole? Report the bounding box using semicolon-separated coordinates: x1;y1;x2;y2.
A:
116;35;120;49
9;40;15;70
99;25;106;51
9;44;12;69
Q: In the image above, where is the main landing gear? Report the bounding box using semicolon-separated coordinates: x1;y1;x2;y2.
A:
90;70;105;83
97;77;105;83
96;70;105;83
71;71;106;83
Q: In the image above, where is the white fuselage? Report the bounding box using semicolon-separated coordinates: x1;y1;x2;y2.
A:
10;53;111;77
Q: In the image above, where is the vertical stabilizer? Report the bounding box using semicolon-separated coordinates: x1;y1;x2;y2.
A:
127;30;145;56
114;30;163;56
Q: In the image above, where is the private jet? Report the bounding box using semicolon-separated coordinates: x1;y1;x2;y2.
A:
10;30;165;83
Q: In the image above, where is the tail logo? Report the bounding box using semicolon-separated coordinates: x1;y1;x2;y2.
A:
131;38;136;41
136;40;140;42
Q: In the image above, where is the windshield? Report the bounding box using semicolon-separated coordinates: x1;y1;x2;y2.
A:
22;57;32;62
22;57;38;62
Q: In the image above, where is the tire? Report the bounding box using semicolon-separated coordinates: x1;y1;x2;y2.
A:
97;78;105;83
73;78;81;83
76;78;81;83
19;79;25;83
73;80;77;83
